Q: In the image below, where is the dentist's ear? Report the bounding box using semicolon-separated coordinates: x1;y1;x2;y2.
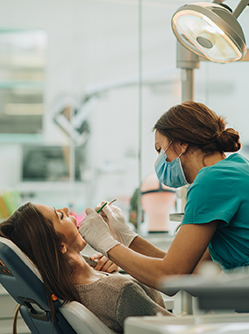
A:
61;243;67;254
180;142;189;154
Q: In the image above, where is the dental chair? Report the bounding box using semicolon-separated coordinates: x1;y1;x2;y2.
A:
0;237;115;334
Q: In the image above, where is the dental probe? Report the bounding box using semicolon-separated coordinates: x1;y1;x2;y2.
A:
77;199;117;229
96;202;108;213
96;199;116;213
108;199;117;205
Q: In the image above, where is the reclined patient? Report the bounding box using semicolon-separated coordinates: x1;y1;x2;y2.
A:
0;202;173;333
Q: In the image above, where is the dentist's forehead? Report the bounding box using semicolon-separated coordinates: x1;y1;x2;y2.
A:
155;131;170;144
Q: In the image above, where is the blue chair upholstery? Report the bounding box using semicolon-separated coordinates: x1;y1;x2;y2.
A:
0;237;114;334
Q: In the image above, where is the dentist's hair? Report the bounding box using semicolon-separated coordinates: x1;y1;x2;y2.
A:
0;202;80;320
154;101;241;154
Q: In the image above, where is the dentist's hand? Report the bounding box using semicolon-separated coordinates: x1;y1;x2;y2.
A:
100;204;138;247
79;207;120;258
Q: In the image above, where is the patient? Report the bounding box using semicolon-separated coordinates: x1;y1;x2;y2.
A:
0;202;173;334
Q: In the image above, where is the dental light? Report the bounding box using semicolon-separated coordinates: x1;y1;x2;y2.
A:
172;1;248;63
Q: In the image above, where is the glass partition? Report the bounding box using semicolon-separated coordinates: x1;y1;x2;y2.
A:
0;0;248;236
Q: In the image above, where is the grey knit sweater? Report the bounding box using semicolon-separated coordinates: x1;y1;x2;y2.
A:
75;273;173;333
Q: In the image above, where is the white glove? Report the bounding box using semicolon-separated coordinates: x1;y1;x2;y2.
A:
101;204;138;247
79;208;120;258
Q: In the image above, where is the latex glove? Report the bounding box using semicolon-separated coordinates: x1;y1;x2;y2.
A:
101;204;138;247
79;207;120;258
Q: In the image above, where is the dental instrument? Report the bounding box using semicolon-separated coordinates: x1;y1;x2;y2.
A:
96;199;116;213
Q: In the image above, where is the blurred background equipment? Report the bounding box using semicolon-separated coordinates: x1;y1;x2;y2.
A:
141;173;176;233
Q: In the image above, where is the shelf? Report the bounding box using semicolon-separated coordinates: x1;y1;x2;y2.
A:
18;182;86;193
0;134;43;143
169;213;184;222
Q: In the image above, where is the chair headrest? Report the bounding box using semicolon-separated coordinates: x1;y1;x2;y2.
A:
0;237;42;280
0;236;52;312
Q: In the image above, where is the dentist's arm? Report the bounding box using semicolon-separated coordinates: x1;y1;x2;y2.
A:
79;207;218;289
100;204;166;258
107;221;218;288
129;235;166;258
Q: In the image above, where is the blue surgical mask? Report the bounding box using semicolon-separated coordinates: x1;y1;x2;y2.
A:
154;142;188;188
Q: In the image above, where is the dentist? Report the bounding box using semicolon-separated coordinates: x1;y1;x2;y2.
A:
80;101;249;289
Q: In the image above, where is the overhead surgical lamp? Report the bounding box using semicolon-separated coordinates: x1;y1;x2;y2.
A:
172;1;248;63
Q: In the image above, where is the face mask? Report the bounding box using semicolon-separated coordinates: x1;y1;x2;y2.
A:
154;143;188;188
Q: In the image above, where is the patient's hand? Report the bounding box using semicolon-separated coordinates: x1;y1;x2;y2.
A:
90;252;119;273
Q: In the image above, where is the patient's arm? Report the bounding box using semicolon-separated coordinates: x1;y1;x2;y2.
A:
129;235;166;258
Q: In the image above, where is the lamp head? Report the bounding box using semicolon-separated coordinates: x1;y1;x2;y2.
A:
172;2;247;63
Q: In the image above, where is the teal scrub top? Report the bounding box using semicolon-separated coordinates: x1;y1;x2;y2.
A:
181;153;249;270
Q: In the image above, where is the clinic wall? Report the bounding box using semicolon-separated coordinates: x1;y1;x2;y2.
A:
194;61;249;148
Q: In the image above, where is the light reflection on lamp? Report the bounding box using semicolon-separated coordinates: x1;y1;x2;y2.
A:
172;2;247;63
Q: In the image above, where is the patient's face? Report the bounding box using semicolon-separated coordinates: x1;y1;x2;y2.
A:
35;204;86;253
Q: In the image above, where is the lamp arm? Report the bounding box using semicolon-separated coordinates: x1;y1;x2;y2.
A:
233;0;249;18
212;0;249;19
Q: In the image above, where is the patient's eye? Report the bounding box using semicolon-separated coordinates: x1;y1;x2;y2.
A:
60;212;64;220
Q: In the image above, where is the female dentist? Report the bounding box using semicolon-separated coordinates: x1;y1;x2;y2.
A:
79;101;249;289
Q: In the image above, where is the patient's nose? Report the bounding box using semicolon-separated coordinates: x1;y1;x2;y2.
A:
62;207;69;216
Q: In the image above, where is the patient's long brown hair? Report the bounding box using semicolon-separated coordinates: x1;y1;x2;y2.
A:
0;202;80;321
